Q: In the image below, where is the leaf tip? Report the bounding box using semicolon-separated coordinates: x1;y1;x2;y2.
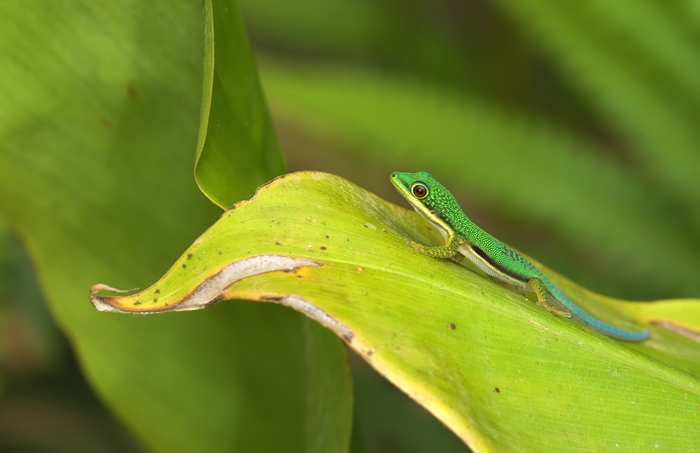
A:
89;284;140;313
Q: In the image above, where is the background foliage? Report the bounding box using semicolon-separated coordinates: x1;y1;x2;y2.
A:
0;0;698;451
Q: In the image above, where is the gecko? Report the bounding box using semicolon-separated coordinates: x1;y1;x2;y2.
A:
390;171;649;341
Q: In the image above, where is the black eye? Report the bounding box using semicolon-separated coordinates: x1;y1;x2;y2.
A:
412;183;428;199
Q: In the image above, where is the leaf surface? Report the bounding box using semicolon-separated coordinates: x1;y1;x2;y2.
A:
196;0;286;209
92;171;700;452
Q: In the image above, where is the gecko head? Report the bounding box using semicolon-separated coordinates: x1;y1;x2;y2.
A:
390;171;452;215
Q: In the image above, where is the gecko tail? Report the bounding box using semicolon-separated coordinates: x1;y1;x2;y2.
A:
564;300;650;341
548;285;650;342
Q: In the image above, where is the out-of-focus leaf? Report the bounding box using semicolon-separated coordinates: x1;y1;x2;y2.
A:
92;171;700;452
259;63;700;297
239;0;470;90
0;2;345;451
492;0;700;210
351;357;470;453
240;0;381;54
195;0;286;209
300;315;354;453
0;393;144;453
0;220;11;297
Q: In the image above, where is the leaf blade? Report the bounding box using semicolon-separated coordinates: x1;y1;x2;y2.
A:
195;0;286;209
92;171;700;451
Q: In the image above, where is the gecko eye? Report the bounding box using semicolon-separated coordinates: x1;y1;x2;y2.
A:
412;183;428;199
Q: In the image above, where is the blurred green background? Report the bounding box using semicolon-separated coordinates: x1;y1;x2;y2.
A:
1;0;699;451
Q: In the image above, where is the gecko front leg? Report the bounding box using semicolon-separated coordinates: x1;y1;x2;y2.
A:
406;237;461;260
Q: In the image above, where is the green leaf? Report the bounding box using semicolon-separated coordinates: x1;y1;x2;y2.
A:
259;63;700;297
239;0;382;54
238;0;469;89
492;0;700;207
0;2;349;451
196;0;286;208
92;171;700;452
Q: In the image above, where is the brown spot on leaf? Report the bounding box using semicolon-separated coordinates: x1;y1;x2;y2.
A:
155;289;160;294
275;242;281;246
281;267;304;274
494;388;500;393
134;301;141;306
450;323;456;330
325;235;329;239
187;253;193;260
262;295;283;302
126;84;137;98
153;298;158;303
320;246;326;250
205;295;225;308
97;116;113;130
182;264;187;269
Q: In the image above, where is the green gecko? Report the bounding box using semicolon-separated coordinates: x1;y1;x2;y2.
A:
390;171;650;342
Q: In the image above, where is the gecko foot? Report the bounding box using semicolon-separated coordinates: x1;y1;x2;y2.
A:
536;300;571;318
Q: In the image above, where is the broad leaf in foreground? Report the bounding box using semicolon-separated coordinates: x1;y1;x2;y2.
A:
0;2;343;451
91;171;700;452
